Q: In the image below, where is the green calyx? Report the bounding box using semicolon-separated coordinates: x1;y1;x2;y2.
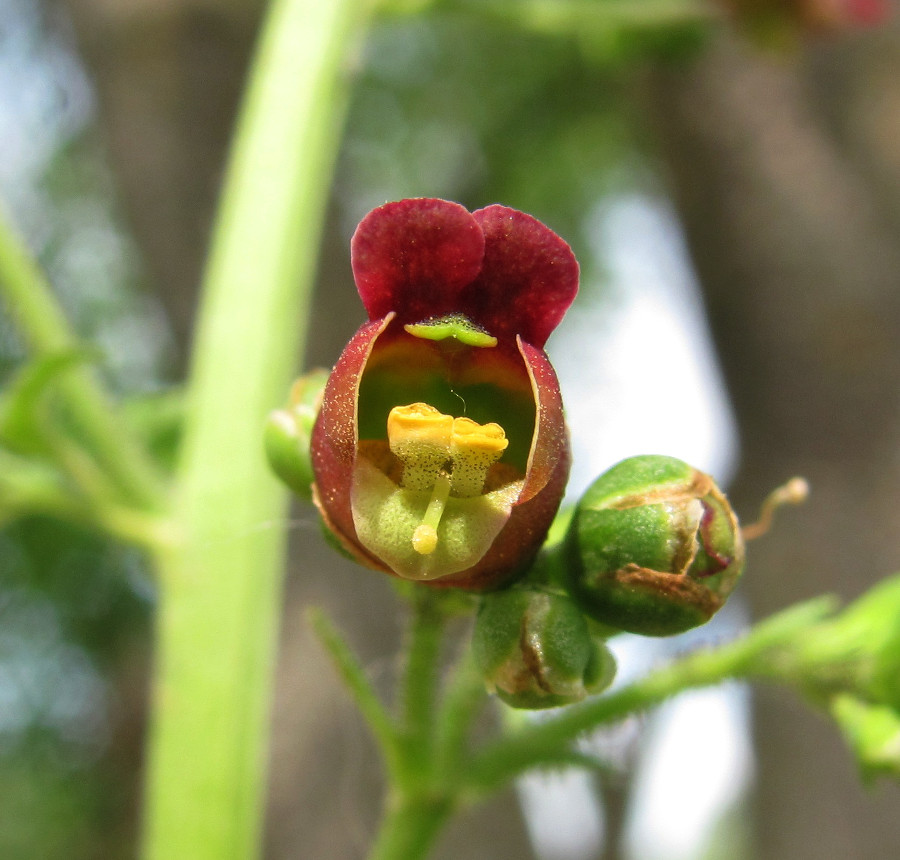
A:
472;587;616;709
564;455;745;637
404;313;498;348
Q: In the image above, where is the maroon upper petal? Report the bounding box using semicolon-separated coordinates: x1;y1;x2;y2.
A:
460;205;579;349
351;198;578;348
351;199;485;323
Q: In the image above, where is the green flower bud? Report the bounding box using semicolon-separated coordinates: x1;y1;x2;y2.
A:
472;587;616;709
264;369;329;501
564;455;745;637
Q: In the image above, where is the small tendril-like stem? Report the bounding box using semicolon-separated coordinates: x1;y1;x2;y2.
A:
742;477;809;541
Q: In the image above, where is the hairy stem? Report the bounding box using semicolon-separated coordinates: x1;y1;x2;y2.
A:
463;598;835;797
433;649;487;779
368;794;456;860
400;590;448;779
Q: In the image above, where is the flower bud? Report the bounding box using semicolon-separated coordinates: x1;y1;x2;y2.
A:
265;369;329;502
564;455;744;637
472;587;616;709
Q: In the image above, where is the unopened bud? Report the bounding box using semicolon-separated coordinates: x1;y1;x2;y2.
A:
564;455;744;637
265;369;329;501
472;587;616;709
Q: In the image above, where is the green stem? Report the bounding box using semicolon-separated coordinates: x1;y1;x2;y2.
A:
433;648;486;778
400;589;447;776
368;794;455;860
0;207;166;510
140;0;369;858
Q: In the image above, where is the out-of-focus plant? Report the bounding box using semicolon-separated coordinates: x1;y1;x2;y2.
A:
1;0;896;859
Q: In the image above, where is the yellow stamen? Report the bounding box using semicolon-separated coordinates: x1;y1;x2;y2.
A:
385;403;510;554
387;403;452;491
450;416;508;498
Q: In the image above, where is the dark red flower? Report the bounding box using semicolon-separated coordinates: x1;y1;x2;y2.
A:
311;198;578;590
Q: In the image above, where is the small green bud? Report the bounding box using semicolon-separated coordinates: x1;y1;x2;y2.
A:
564;455;745;637
472;587;616;709
265;369;329;501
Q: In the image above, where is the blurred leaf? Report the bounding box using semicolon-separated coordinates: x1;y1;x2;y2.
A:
0;348;96;457
831;694;900;783
120;389;184;474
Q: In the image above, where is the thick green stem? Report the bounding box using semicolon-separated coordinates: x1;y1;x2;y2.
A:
140;0;368;858
368;794;455;860
0;208;166;510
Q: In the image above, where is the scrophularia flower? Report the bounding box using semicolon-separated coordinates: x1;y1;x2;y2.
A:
311;198;578;590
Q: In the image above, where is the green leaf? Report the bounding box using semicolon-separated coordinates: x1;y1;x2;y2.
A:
0;348;97;456
831;694;900;783
121;389;185;473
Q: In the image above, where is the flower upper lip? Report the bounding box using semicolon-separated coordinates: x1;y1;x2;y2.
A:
351;198;579;348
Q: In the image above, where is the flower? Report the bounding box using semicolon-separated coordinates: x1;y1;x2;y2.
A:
310;198;578;590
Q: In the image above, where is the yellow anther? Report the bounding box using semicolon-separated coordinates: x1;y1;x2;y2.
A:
450;417;508;498
451;417;508;454
388;403;452;491
385;403;508;553
388;402;454;447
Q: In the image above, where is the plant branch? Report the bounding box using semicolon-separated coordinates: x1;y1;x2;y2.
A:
0;208;166;510
367;794;456;860
463;597;836;797
399;589;448;780
433;646;486;780
0;449;167;549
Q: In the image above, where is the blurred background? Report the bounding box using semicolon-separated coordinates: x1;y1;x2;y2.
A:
1;0;900;857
